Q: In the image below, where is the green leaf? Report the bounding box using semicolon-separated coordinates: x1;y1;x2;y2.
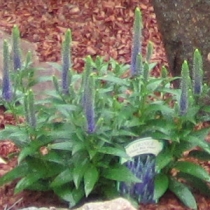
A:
154;173;169;202
180;135;210;153
174;161;210;182
84;164;99;197
55;104;78;117
0;125;28;147
146;79;163;92
111;130;138;137
188;150;210;161
48;127;73;141
148;62;157;70
72;141;86;155
178;172;210;197
98;75;128;86
26;156;64;179
54;185;84;207
191;127;210;139
103;164;141;182
51;168;73;188
146;103;174;118
73;159;89;188
156;147;173;172
15;171;45;193
42;151;66;165
98;146;129;158
47;61;62;71
49;142;73;151
0;162;28;186
173;142;195;158
18;136;55;163
169;178;197;210
26;180;50;191
37;76;52;83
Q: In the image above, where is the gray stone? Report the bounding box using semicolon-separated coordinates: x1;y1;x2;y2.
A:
19;207;68;210
72;198;137;210
18;198;137;210
151;0;210;86
0;29;60;99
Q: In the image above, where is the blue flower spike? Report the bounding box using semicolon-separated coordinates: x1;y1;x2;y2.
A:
180;60;190;115
12;25;22;71
2;39;13;101
84;72;96;134
62;29;72;95
130;7;142;77
193;49;203;95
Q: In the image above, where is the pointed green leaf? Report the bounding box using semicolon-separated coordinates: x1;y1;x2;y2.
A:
84;164;99;197
42;151;65;165
183;135;210;154
98;146;129;158
103;164;141;182
51;168;73;188
47;61;62;71
15;170;45;193
98;75;128;85
154;173;169;202
49;142;73;151
73;159;89;188
18;146;34;163
174;161;210;182
169;178;197;210
188;150;210;161
156;148;173;172
0;162;28;186
0;125;28;147
54;185;84;207
178;172;210;197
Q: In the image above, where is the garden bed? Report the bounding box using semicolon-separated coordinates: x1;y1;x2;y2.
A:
0;1;210;210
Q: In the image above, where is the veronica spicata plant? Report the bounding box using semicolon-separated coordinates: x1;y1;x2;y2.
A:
0;8;210;210
12;25;22;71
61;29;71;95
2;40;13;102
130;7;142;77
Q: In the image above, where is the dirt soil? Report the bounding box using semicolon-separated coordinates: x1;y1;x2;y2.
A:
0;0;210;209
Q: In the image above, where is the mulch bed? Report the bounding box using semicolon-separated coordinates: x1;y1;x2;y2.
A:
0;0;209;209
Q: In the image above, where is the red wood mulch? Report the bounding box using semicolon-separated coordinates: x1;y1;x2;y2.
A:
0;0;209;209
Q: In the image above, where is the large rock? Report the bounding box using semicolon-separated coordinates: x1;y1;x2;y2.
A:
19;198;137;210
73;198;137;210
0;29;60;99
151;0;210;86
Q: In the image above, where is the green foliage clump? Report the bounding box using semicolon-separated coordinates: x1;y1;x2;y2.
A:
0;8;210;210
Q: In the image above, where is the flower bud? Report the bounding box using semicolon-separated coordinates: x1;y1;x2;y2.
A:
84;74;95;133
180;61;190;115
62;29;72;95
130;8;142;77
193;49;203;95
12;25;22;71
2;40;12;101
24;90;36;128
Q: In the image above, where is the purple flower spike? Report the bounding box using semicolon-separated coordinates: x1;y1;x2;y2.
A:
84;74;96;133
179;61;190;115
193;49;203;95
24;90;36;128
2;40;13;101
12;25;22;71
82;56;96;133
130;8;142;77
2;74;12;101
62;29;72;95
